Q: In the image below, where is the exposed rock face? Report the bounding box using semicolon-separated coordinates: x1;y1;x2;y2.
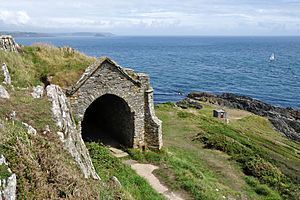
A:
67;57;163;149
31;85;44;98
0;35;19;53
0;155;17;200
109;176;122;188
0;85;9;99
1;63;11;85
22;122;37;135
176;98;203;110
187;92;300;142
46;84;99;179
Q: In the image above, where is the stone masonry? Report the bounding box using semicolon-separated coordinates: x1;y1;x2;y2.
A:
67;57;162;149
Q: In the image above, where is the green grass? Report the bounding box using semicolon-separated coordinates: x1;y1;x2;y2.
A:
86;142;164;200
1;44;300;199
126;103;300;200
0;87;128;199
0;164;11;180
0;45;163;199
0;87;56;132
0;44;96;87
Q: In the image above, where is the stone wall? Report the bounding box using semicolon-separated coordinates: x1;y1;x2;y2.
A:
0;35;19;53
67;57;162;149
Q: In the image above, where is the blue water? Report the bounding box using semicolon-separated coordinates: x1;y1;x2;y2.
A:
16;36;300;109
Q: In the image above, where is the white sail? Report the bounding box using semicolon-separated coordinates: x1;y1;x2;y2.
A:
270;53;275;61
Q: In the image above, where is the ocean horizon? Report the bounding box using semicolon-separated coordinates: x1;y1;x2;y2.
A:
16;36;300;109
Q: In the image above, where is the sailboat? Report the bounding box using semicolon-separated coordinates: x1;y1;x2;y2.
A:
269;53;276;62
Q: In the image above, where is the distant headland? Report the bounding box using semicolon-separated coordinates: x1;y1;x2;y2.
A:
0;31;115;38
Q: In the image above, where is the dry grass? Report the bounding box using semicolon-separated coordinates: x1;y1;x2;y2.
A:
0;86;139;199
0;43;96;88
0;120;101;199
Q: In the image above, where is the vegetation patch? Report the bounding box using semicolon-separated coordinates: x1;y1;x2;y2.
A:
0;164;11;180
149;103;299;199
0;88;127;199
0;44;96;87
0;120;102;199
86;142;164;200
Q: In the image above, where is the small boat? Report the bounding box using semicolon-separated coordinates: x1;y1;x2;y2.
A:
269;53;276;62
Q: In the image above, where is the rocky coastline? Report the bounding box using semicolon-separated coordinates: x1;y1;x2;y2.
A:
178;92;300;142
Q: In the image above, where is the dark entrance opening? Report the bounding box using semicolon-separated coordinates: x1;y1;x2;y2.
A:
81;94;134;147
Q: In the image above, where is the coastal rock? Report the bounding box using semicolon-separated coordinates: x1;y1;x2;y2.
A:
1;63;11;85
109;176;122;188
0;155;17;200
31;85;44;98
46;84;99;179
176;98;203;109
0;35;19;53
8;111;16;121
22;122;37;135
0;85;9;99
187;92;300;142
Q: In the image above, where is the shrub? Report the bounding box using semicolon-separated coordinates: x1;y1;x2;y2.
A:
177;111;195;118
0;164;11;180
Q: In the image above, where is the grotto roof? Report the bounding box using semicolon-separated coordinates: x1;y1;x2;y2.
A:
66;57;141;95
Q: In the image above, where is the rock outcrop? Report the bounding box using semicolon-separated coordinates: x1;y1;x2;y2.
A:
187;92;300;142
46;84;99;179
31;85;44;98
0;155;16;200
1;63;11;85
0;36;19;53
22;122;37;135
176;98;203;109
0;85;9;99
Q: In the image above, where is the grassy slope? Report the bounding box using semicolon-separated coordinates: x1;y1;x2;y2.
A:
86;142;164;200
1;44;300;199
0;44;96;87
128;103;300;200
0;45;162;199
0;87;101;199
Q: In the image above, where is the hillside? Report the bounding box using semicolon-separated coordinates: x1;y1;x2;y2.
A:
0;44;300;200
0;45;162;199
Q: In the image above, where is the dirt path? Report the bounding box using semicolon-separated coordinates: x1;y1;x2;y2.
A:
123;160;184;200
109;147;184;200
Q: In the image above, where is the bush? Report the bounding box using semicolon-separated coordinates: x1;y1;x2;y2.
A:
177;111;195;118
127;149;166;164
255;184;272;196
0;164;11;180
244;156;283;186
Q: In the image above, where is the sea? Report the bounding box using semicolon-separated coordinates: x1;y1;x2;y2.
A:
15;36;300;109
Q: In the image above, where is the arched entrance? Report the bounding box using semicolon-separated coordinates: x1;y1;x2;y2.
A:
81;94;134;147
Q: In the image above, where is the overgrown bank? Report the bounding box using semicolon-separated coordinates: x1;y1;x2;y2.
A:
0;44;162;199
126;103;300;200
0;44;96;87
1;43;300;200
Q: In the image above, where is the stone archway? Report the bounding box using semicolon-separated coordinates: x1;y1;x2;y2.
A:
68;57;163;149
81;94;134;148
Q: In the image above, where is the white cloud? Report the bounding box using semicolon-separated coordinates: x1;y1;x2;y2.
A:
0;1;300;35
0;10;30;25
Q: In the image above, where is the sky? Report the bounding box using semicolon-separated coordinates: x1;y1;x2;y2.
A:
0;0;300;36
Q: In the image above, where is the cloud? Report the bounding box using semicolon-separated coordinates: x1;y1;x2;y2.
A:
0;1;300;35
0;10;30;25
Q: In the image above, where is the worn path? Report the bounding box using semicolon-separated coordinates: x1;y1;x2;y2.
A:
109;147;184;200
